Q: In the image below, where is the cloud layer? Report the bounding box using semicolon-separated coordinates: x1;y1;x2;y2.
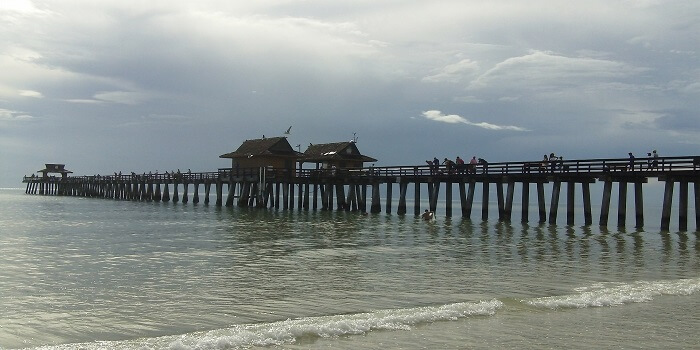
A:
0;0;698;185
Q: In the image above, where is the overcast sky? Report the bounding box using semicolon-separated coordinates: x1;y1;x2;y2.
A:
1;0;698;187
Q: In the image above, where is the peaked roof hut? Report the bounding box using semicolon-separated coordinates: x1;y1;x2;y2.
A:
38;163;73;178
300;141;377;169
219;137;300;170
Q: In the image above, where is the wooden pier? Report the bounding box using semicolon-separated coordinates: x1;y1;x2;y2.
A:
23;156;700;231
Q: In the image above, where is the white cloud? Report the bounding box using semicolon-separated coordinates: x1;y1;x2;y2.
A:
19;89;43;98
93;91;152;105
0;108;33;121
422;110;528;131
470;51;647;91
423;59;479;83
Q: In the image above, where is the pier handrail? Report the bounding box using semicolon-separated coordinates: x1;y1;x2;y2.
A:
22;156;699;184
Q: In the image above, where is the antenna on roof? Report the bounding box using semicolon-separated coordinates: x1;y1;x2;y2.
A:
284;126;292;135
351;132;358;143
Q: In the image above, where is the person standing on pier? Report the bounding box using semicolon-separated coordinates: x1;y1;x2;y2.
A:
469;156;478;174
628;153;635;171
456;156;465;174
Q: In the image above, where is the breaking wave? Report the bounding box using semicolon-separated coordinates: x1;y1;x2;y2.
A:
30;300;502;350
524;277;700;309
24;278;700;350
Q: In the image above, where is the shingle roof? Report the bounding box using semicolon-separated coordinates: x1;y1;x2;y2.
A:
219;137;299;159
300;141;377;163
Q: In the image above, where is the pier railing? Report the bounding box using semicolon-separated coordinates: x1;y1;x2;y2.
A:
22;156;700;184
355;155;699;178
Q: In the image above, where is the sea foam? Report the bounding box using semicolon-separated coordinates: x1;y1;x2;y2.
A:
168;299;503;349
524;277;700;309
29;300;502;350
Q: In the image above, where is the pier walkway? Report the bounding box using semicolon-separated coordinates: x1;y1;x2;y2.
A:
23;156;700;231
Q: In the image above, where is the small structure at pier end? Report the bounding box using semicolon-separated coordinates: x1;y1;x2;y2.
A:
39;163;73;179
24;163;73;195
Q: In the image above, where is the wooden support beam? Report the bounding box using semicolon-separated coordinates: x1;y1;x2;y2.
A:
566;181;575;225
537;182;546;223
414;181;421;216
465;180;475;219
430;181;440;213
505;181;515;221
371;182;381;213
182;182;189;204
386;182;393;214
617;181;627;228
154;183;162;202
496;181;505;220
193;182;200;204
600;180;612;226
660;180;674;231
445;181;452;217
282;183;289;210
397;181;408;215
204;182;211;205
225;182;235;207
360;184;368;213
679;180;688;231
304;182;310;211
695;181;700;231
521;182;530;223
289;182;295;210
582;182;592;225
325;183;333;210
275;182;281;209
482;181;490;221
634;182;644;228
458;180;467;217
336;184;346;211
172;182;180;203
548;180;561;225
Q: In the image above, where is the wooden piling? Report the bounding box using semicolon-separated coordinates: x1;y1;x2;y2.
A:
582;182;592;225
679;180;688;231
371;182;381;213
482;181;490;221
397;181;408;215
414;181;421;216
521;182;530;223
634;182;643;228
537;181;546;223
600;180;612;226
661;180;674;231
505;181;515;221
548;180;561;225
617;181;627;227
567;181;575;225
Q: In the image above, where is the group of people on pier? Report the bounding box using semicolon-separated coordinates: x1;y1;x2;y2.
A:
426;156;484;175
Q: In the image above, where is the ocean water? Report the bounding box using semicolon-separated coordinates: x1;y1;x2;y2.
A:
0;187;698;349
